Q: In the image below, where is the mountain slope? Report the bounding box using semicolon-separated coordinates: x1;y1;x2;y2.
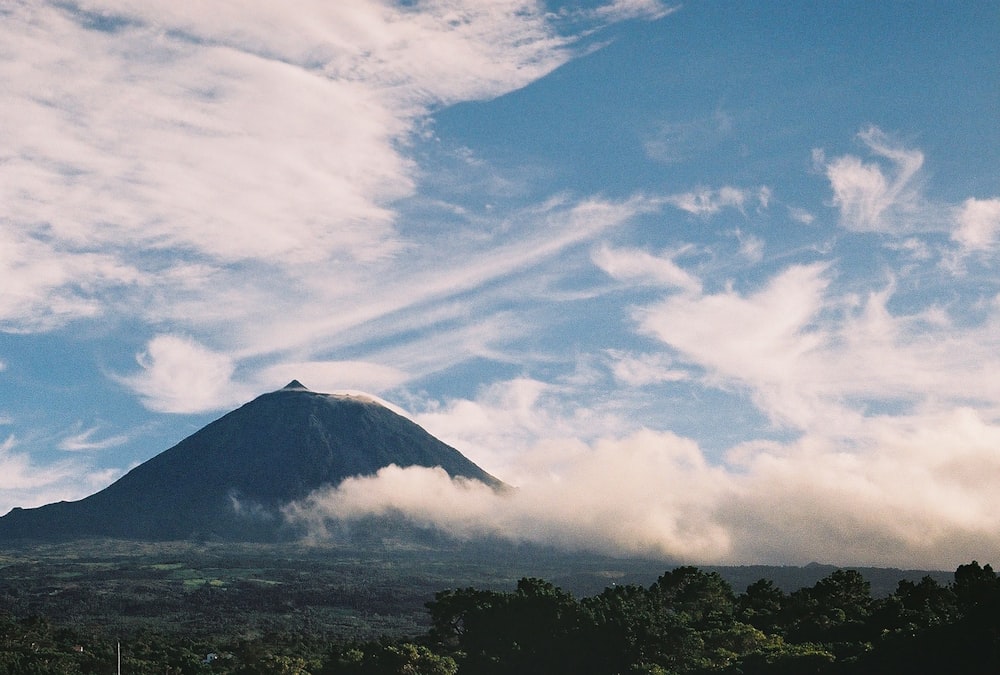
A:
0;381;504;541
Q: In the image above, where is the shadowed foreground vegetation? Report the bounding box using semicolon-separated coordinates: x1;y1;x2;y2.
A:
1;544;997;673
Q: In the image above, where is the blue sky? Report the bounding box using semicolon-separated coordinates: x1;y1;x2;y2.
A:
2;0;999;568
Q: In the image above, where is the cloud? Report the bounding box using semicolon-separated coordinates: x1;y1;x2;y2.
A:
58;425;132;452
285;376;1000;569
118;334;245;413
818;126;927;233
589;0;680;21
411;378;630;488
0;434;121;515
664;186;769;216
257;361;410;396
631;256;1000;428
0;225;142;332
733;229;764;262
636;263;832;426
952;197;1000;252
787;206;816;225
286;427;733;562
722;408;1000;567
644;109;733;164
1;0;678;423
592;243;702;292
606;350;689;386
0;0;587;334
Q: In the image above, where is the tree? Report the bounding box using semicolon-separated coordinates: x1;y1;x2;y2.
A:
781;569;874;661
953;561;999;617
426;578;588;675
651;567;736;628
738;579;787;634
874;576;957;633
583;583;691;674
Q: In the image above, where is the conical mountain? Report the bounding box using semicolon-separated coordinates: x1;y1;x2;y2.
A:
0;382;504;541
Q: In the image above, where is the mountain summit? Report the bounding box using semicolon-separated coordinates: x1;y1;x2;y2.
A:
0;383;504;541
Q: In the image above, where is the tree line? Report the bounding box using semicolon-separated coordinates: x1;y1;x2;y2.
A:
1;561;998;673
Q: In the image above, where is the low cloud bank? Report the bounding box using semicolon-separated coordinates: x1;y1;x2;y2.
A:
284;411;1000;570
284;429;731;562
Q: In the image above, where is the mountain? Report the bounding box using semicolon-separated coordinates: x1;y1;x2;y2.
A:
0;381;505;542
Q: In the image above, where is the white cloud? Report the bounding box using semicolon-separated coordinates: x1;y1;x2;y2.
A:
0;434;121;515
58;425;132;452
118;335;246;413
285;393;1000;568
787;206;815;225
592;243;702;292
819;126;926;233
664;186;764;216
412;378;628;487
286;427;733;561
589;0;680;21
257;361;409;396
1;0;672;417
733;229;764;262
643;109;732;164
606;350;689;386
0;225;142;332
0;0;585;336
952;197;1000;252
723;408;1000;567
637;263;831;424
634;262;1000;430
229;194;650;380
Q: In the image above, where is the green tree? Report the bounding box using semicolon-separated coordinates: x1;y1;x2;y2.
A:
873;575;957;634
426;578;588;675
953;560;999;617
784;569;873;653
737;579;787;635
583;583;693;674
651;566;736;628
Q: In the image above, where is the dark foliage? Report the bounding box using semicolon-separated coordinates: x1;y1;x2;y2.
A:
423;562;1000;675
1;545;997;673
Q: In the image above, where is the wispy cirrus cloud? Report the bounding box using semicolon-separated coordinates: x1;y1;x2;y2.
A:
588;0;680;21
2;1;667;415
644;109;733;164
257;361;409;397
816;126;928;234
605;350;689;386
110;192;657;413
663;186;770;217
592;243;702;293
0;0;577;317
58;424;132;452
0;434;121;515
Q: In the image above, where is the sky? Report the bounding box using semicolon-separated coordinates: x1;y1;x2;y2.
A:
2;0;999;569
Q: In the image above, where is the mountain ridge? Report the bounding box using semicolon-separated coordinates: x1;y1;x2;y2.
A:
0;382;504;542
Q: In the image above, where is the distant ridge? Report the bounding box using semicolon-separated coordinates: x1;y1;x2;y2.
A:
0;382;504;542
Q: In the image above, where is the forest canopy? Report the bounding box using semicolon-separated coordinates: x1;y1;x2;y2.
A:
1;560;998;673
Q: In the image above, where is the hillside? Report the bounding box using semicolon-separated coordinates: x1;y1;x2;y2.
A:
0;381;504;541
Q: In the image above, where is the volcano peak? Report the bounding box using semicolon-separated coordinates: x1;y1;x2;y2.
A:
0;383;504;541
